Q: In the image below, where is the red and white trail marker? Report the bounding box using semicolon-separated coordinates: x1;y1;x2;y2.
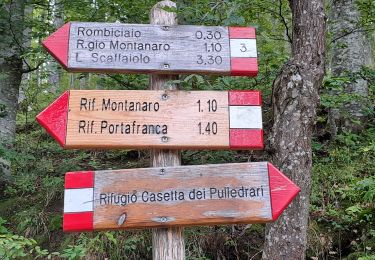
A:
36;90;263;150
43;22;258;76
63;162;300;232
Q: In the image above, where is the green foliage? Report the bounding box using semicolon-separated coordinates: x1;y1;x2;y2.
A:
309;126;375;258
321;76;353;109
0;217;8;234
60;245;86;259
357;176;375;202
320;67;375;129
59;231;152;259
0;219;51;260
357;0;375;29
313;117;375;259
185;225;264;259
0;234;43;259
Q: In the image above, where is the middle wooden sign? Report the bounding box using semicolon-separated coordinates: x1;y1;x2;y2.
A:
36;90;263;149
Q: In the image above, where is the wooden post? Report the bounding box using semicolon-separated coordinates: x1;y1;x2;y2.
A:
149;1;185;259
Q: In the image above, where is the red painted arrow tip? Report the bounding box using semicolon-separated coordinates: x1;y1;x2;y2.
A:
268;163;301;221
42;22;70;68
36;91;69;147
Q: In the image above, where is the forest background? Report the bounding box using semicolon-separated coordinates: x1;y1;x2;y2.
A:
0;0;374;259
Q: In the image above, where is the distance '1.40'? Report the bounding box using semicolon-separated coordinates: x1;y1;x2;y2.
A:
198;122;218;135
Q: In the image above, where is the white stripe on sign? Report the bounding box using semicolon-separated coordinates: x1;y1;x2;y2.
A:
230;39;257;58
229;106;262;129
64;188;94;213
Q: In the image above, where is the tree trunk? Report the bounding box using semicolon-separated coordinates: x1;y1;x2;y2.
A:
18;5;33;104
47;0;64;93
329;0;374;136
0;0;24;181
262;1;325;259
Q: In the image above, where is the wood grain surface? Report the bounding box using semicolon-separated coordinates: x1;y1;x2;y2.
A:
57;21;258;76
66;90;230;149
62;161;301;232
91;162;272;230
68;22;231;74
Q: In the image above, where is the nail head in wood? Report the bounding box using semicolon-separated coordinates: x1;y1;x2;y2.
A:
117;213;127;226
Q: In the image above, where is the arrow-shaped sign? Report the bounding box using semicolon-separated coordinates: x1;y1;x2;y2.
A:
36;90;263;150
63;162;300;232
43;22;258;76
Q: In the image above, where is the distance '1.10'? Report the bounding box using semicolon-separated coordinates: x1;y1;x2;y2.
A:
197;99;217;112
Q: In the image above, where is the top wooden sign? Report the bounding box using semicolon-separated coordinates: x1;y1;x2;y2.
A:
43;22;258;76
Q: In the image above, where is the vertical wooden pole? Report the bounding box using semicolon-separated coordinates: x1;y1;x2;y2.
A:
149;1;185;259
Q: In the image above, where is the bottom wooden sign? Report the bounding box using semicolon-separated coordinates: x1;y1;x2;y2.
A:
63;162;300;232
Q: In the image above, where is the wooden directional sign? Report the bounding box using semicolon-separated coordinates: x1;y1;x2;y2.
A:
63;162;300;232
36;90;263;149
43;22;258;76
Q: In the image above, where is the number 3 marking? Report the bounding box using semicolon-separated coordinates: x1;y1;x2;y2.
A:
240;43;247;52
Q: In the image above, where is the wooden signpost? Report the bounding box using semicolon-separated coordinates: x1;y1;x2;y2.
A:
148;3;184;258
37;1;300;259
36;90;263;150
63;162;300;232
42;22;258;76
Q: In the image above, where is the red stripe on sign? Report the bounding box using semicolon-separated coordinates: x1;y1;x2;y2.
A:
268;163;301;221
65;171;94;189
229;27;256;39
229;129;264;149
229;90;262;106
63;212;93;232
230;58;258;76
36;91;69;147
42;22;70;68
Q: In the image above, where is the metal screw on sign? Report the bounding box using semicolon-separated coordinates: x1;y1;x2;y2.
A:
161;93;168;100
117;213;127;226
162;26;170;31
161;136;169;143
160;216;167;223
160;168;165;175
163;63;170;69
